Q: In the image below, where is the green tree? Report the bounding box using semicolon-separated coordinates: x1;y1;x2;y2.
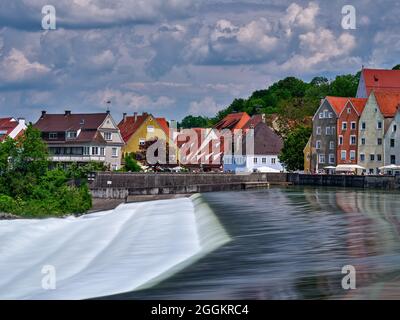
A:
328;74;359;97
179;115;210;129
279;126;312;171
393;64;400;70
124;153;142;172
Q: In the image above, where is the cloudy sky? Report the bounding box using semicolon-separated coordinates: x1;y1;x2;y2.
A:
0;0;399;123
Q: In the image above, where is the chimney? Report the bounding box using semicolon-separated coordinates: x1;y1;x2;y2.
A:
261;114;266;123
106;109;110;115
41;110;47;117
17;118;26;126
123;113;127;123
65;110;71;116
134;112;138;122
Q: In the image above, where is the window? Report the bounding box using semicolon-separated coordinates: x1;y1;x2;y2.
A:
319;112;323;119
347;107;351;114
329;154;335;164
112;147;118;157
66;131;77;139
341;150;347;161
83;146;90;155
377;154;382;162
339;136;343;145
316;127;321;135
323;110;328;118
253;157;258;164
147;126;154;133
360;154;365;162
328;112;333;118
377;121;382;129
350;150;356;161
361;122;366;130
326;127;331;135
391;155;396;165
100;147;105;156
316;140;321;149
329;141;335;150
271;158;276;164
262;158;266;164
49;132;58;139
104;132;112;140
351;122;356;130
342;122;347;130
223;156;232;165
394;125;397;132
92;147;99;155
391;139;395;148
370;154;375;161
377;138;382;145
331;126;336;135
139;138;146;146
318;154;326;164
361;138;366;145
350;135;356;145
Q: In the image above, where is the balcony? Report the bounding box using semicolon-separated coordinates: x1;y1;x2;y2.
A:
49;155;106;162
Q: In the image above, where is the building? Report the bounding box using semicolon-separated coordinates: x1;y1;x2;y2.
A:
303;137;312;173
311;97;348;172
337;98;367;165
34;110;124;170
223;115;284;173
0;117;27;142
358;91;400;174
384;107;400;169
356;68;400;98
118;112;170;156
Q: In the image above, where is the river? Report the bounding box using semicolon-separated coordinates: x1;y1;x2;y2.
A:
106;187;400;300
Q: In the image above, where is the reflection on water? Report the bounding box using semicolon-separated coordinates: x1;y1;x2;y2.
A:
107;187;400;300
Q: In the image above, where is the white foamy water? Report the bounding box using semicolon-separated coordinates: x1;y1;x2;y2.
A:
0;194;230;300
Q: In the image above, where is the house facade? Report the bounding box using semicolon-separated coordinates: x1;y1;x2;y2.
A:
357;91;400;174
223;115;284;173
118;112;170;156
0;118;27;142
311;97;346;172
336;98;367;165
303;137;312;173
34;111;124;170
384;108;400;168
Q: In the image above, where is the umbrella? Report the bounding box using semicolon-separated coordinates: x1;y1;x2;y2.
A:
379;164;400;170
256;166;281;173
324;166;336;169
336;164;365;171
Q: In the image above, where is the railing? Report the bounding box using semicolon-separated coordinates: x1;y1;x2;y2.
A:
50;155;106;162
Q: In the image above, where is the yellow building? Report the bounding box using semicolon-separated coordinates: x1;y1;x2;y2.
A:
303;136;312;174
118;112;171;156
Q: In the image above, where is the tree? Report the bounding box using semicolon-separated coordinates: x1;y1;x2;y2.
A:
393;64;400;70
180;115;210;129
279;126;312;171
123;153;142;172
328;74;359;97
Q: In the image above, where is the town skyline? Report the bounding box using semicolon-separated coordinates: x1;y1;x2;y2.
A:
1;1;400;121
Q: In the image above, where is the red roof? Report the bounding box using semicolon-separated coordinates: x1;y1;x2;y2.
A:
214;112;251;130
0;118;18;142
325;97;349;115
373;91;400;117
348;98;368;115
117;113;169;143
362;68;400;96
34;113;108;132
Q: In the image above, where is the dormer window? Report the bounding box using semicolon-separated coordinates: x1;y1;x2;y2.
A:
49;132;58;139
104;132;112;140
66;131;77;139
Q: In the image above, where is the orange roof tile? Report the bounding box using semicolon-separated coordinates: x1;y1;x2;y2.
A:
325;96;349;114
362;68;400;96
349;98;368;115
373;91;400;117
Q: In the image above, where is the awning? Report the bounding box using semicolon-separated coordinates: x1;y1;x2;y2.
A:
379;164;400;170
256;166;281;173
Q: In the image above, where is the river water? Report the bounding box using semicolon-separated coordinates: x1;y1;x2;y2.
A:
107;187;400;300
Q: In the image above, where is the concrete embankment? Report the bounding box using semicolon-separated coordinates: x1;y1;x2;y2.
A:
89;172;290;199
89;172;400;199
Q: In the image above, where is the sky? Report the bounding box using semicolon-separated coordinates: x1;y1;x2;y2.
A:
0;0;399;123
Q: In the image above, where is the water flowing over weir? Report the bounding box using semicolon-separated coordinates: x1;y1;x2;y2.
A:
0;195;230;300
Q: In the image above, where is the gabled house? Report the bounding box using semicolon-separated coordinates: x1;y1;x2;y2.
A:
0;117;27;142
356;68;400;98
118;112;170;156
311;97;347;172
303;136;312;174
358;91;400;174
384;107;400;169
337;98;367;165
34;110;124;170
222;114;284;173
